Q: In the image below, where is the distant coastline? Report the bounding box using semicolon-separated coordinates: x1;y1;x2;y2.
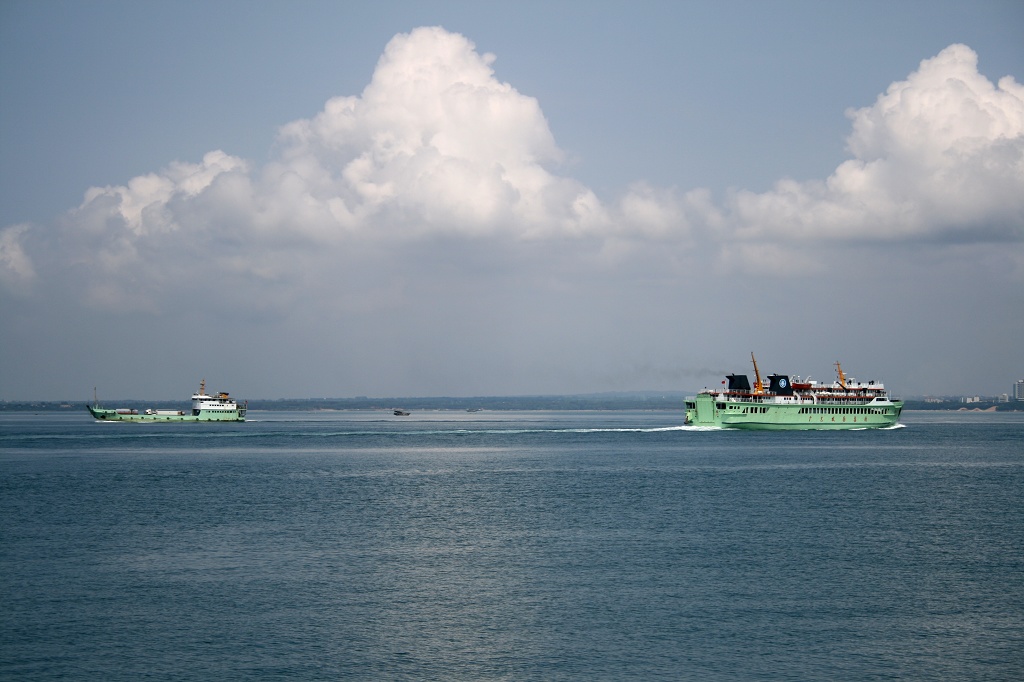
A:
2;394;1021;412
2;392;687;413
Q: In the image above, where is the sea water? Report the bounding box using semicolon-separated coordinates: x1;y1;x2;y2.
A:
1;409;1022;680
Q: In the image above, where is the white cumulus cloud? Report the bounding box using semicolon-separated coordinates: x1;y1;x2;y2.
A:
1;34;1021;311
0;26;628;312
270;25;604;238
723;44;1024;245
0;224;36;291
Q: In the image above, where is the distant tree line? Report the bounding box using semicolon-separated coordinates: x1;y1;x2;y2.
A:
4;394;1020;412
1;393;690;412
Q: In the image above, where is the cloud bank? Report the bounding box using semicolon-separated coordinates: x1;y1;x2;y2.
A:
728;44;1024;246
2;31;1022;311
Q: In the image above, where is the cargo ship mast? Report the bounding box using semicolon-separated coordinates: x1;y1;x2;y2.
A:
751;352;765;394
835;362;847;390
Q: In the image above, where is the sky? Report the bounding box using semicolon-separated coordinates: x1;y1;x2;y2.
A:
1;0;1023;401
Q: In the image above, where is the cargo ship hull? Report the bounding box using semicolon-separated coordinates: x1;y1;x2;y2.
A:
86;406;245;422
87;380;246;422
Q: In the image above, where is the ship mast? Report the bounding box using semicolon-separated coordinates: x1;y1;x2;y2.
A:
751;352;764;394
835;361;847;390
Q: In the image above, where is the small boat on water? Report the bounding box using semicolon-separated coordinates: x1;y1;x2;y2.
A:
685;354;903;430
393;409;411;416
88;380;246;422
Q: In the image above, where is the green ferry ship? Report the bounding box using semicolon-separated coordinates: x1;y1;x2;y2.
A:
88;380;246;422
685;355;903;430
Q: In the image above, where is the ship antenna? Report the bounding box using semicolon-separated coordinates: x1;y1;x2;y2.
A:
751;352;765;394
835;361;846;390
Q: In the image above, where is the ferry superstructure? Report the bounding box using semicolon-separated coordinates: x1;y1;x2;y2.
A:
87;380;246;422
685;354;903;430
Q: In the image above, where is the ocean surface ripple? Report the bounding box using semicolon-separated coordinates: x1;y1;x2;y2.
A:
2;409;1023;680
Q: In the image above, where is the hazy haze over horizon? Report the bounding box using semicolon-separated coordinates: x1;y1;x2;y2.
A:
2;1;1022;401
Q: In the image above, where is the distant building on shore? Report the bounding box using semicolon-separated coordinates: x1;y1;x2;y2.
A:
1015;380;1024;401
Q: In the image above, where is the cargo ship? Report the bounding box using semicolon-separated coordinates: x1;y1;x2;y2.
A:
87;380;246;422
685;354;902;430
